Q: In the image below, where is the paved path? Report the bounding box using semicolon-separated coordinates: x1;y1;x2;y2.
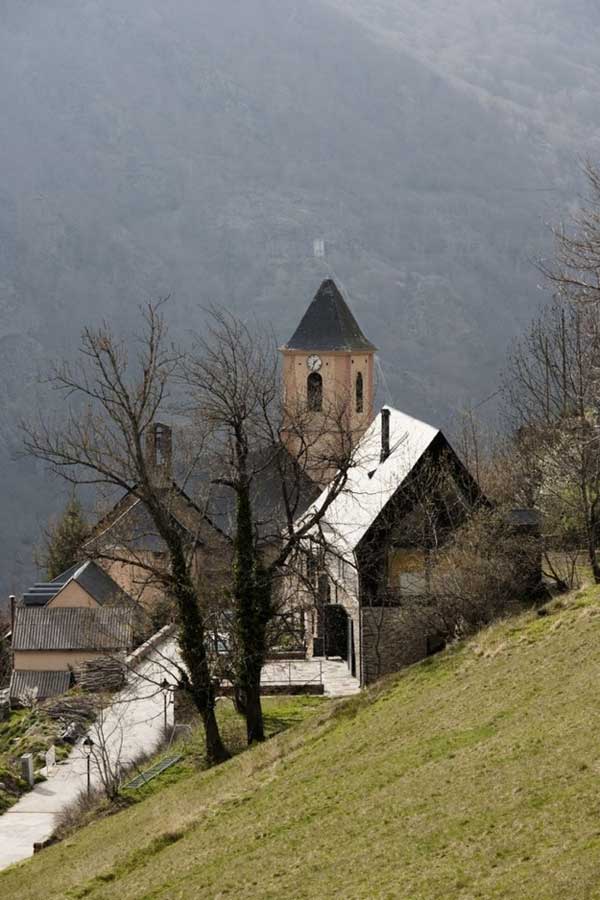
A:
0;637;358;871
261;657;360;696
0;632;180;871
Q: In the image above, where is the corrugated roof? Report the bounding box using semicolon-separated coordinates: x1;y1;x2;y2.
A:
13;606;135;652
9;670;72;701
301;406;439;554
284;280;377;352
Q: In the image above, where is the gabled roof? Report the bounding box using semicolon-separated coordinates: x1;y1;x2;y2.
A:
87;483;208;554
12;606;135;652
206;444;320;543
284;279;377;352
22;561;134;608
302;406;440;555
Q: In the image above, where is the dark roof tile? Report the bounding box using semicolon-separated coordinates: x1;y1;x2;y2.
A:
284;280;377;352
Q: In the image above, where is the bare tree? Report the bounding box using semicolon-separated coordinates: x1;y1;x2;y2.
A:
182;309;360;744
0;612;10;690
22;304;230;764
542;161;600;306
503;299;600;583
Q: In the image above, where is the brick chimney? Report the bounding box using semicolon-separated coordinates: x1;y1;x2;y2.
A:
145;422;173;485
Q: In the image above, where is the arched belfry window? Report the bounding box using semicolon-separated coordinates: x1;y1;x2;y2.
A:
307;372;323;412
356;372;364;413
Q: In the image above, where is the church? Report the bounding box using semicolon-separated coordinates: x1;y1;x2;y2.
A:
280;280;487;685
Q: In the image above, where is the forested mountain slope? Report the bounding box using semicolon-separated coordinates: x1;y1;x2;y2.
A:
1;0;600;594
3;588;600;898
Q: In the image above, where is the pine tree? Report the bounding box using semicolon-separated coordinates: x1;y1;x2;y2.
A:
42;496;89;580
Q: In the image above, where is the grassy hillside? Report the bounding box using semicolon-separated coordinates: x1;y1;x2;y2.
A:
4;588;600;899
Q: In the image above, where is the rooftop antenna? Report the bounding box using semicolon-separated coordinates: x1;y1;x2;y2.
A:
375;357;394;406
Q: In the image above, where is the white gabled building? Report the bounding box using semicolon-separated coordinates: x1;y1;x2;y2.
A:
295;404;483;685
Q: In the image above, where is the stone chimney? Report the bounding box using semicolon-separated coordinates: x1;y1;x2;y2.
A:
145;422;172;485
380;408;391;463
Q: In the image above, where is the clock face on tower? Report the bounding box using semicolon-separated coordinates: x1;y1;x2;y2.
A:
307;354;322;372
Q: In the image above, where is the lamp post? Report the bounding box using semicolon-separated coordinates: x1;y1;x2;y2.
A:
161;679;171;734
82;736;94;798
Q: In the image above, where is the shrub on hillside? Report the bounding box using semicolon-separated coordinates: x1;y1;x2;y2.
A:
421;507;542;641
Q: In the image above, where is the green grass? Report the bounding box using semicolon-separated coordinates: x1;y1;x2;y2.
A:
119;695;326;804
0;707;66;812
4;591;600;898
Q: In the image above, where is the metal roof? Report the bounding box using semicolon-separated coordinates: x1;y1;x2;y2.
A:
9;669;72;701
12;606;135;652
22;562;81;606
284;280;377;352
69;561;133;606
22;560;133;608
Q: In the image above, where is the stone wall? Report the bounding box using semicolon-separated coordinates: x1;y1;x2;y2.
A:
360;606;429;684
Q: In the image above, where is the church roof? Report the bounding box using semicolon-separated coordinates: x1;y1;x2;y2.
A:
284;279;377;352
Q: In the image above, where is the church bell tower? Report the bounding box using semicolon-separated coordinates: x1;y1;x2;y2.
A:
280;279;377;480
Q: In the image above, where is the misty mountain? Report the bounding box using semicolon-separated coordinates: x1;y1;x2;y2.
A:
1;0;599;597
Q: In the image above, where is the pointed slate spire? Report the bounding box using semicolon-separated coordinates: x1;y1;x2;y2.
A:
284;279;377;352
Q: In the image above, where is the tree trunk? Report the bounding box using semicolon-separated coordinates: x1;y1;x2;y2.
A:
166;537;231;763
243;670;265;744
588;536;600;583
233;478;269;745
232;684;247;717
201;705;231;765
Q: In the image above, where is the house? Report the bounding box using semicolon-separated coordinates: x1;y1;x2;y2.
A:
85;423;229;620
9;560;138;703
296;405;484;684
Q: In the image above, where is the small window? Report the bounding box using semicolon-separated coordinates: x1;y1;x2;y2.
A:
307;372;323;411
356;372;364;413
